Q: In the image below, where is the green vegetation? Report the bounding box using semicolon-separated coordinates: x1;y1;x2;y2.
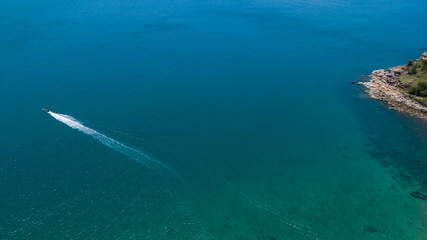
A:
408;81;427;96
409;95;427;106
400;59;427;106
408;66;417;75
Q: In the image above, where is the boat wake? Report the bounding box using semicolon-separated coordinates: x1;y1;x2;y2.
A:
47;111;179;178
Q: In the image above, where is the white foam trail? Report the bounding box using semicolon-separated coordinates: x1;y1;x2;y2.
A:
207;171;320;239
223;180;320;240
48;111;179;178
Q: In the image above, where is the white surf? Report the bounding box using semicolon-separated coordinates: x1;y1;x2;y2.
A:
48;111;178;178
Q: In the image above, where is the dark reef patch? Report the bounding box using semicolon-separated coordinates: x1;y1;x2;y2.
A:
364;225;378;234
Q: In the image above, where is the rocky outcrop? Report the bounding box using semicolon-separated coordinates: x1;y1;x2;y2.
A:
419;52;427;61
358;53;427;121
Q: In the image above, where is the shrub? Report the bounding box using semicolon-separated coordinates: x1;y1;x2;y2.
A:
408;80;427;96
408;85;419;95
418;81;427;90
421;60;427;70
407;59;414;66
409;66;417;75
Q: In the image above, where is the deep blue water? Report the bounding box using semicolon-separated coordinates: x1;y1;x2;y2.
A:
1;0;427;239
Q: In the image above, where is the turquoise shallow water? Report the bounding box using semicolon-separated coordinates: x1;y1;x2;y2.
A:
1;0;427;239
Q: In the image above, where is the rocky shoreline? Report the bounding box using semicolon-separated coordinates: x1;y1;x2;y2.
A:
358;52;427;121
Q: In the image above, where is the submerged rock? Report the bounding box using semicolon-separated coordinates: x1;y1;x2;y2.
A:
410;191;427;200
364;225;378;234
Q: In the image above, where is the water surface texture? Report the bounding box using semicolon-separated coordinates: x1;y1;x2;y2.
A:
1;0;427;239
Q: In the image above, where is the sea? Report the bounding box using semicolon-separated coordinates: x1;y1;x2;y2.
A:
1;0;427;239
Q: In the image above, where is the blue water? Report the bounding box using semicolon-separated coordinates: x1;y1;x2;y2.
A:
1;0;427;239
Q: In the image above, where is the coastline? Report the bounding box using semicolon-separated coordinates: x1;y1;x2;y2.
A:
358;52;427;121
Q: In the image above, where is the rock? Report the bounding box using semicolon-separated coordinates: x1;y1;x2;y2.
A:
350;81;356;84
418;52;427;60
